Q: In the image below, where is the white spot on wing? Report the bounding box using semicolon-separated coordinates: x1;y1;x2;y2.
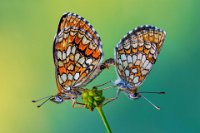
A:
133;77;139;83
130;75;134;79
132;69;137;73
66;46;71;56
82;63;87;67
124;43;130;49
154;51;158;59
127;55;132;63
58;75;63;84
82;36;90;44
132;55;137;63
146;63;152;70
70;31;76;36
78;57;85;64
75;53;80;62
135;82;141;87
61;73;67;82
118;65;123;70
62;52;66;60
142;55;146;63
121;54;126;61
86;58;92;65
68;74;73;80
143;60;149;68
57;51;62;59
132;42;138;48
138;53;142;60
135;60;141;66
125;70;130;76
150;48;155;54
145;43;151;49
141;69;149;75
64;86;71;90
122;61;128;68
64;33;69;39
74;73;80;80
71;46;76;54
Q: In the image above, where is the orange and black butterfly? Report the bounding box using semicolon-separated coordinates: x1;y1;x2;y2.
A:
104;25;166;109
33;12;107;107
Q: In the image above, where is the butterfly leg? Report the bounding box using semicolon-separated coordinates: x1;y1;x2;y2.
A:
71;98;86;108
101;85;116;91
103;88;121;105
101;58;115;69
95;80;112;88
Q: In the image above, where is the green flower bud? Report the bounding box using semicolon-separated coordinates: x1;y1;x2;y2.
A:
82;98;88;103
94;96;102;101
82;91;88;99
87;96;93;103
89;107;94;111
81;87;107;111
86;102;90;108
88;91;96;97
100;97;105;102
92;86;97;91
93;101;98;106
97;90;103;96
87;102;94;110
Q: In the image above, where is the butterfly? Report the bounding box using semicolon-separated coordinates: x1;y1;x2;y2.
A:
33;12;107;107
102;25;166;110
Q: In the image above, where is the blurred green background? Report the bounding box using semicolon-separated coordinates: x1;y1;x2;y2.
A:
0;0;199;133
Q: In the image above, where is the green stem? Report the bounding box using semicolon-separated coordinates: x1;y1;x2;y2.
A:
96;106;112;133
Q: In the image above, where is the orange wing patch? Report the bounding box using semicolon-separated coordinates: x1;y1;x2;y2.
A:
115;25;166;88
53;12;103;91
57;13;99;44
92;49;101;59
79;42;87;51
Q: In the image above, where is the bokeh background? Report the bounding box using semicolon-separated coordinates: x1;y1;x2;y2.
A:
0;0;200;133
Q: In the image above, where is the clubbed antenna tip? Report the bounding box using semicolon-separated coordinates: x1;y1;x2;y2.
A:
32;100;37;103
160;92;166;94
32;95;53;108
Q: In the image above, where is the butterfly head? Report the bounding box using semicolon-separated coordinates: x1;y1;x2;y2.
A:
127;92;141;99
115;79;141;99
50;95;63;103
32;94;65;108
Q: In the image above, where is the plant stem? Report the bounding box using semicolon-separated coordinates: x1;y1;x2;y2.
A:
96;106;112;133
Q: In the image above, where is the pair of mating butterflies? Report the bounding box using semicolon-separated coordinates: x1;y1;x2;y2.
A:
33;12;166;109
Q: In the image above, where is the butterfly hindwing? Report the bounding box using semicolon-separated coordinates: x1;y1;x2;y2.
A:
115;25;166;88
53;13;103;91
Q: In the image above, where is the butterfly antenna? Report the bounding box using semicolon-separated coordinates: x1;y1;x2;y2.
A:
32;95;53;108
36;96;53;108
95;80;112;88
141;95;160;110
32;95;52;103
101;85;115;91
139;91;165;94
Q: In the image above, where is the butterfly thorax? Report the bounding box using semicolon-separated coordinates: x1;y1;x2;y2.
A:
126;88;141;99
58;87;82;100
115;79;141;99
50;91;80;104
115;78;133;90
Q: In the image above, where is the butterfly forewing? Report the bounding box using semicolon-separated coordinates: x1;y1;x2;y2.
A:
115;25;166;88
53;13;103;91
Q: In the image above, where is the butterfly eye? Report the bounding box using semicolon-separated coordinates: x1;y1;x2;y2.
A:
50;96;63;103
128;93;141;99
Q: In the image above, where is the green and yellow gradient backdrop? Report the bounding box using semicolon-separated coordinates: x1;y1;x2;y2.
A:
0;0;199;133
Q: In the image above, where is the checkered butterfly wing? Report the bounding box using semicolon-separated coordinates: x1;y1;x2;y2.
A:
53;13;103;91
115;25;166;88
